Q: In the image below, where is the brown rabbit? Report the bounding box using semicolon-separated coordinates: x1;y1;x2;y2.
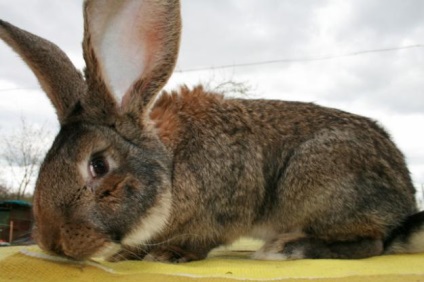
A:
1;0;423;262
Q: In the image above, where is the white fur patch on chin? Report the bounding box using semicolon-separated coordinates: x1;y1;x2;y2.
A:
121;190;172;247
92;242;121;260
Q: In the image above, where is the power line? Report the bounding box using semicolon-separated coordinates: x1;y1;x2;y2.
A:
175;44;424;73
0;44;422;92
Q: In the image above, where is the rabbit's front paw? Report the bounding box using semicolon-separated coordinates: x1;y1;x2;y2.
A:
144;245;208;263
107;247;149;262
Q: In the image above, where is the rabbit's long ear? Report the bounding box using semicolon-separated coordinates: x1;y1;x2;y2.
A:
0;20;86;124
83;0;181;117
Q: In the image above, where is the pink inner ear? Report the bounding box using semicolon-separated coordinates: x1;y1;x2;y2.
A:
99;2;147;104
88;0;165;107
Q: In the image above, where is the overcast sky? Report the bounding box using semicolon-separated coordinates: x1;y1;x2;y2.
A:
0;0;423;191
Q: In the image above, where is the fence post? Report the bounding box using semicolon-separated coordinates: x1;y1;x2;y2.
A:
9;220;14;244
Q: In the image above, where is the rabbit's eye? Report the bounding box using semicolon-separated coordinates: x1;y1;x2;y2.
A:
89;156;109;178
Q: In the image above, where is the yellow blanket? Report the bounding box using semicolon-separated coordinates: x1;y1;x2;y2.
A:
1;239;424;282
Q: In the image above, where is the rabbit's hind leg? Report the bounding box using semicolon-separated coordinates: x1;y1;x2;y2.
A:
252;234;383;260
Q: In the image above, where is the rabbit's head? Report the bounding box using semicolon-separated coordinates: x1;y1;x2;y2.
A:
0;0;181;259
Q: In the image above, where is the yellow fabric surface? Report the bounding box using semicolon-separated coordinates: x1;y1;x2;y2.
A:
1;239;424;282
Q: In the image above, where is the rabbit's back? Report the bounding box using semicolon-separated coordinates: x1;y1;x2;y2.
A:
151;86;417;243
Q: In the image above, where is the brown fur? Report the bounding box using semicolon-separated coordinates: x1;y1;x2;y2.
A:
1;0;423;262
138;86;417;261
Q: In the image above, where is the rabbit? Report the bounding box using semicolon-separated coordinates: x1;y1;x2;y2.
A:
1;0;423;262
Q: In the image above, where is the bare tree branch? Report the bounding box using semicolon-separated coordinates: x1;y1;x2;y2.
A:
201;73;257;98
0;183;11;201
1;118;51;200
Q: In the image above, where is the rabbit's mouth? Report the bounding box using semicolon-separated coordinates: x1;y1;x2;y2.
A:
60;223;111;260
